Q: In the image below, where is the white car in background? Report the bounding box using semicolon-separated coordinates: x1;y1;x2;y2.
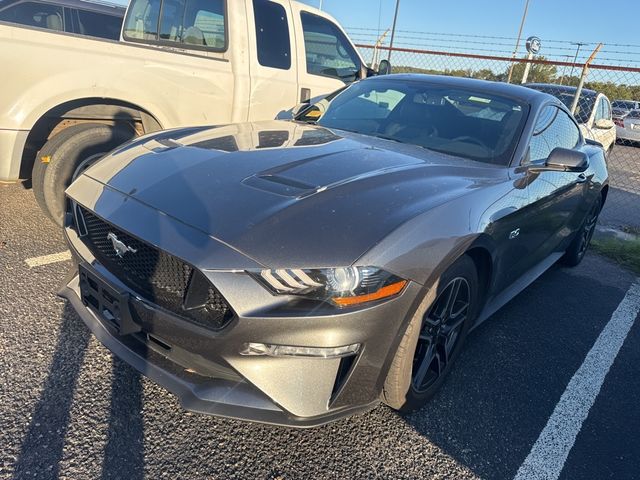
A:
616;109;640;145
526;84;616;154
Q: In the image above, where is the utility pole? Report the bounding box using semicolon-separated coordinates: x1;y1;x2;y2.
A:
388;0;401;63
318;0;323;10
570;43;603;115
569;42;586;83
506;0;531;83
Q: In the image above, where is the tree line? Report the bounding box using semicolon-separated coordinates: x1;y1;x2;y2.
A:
393;56;640;102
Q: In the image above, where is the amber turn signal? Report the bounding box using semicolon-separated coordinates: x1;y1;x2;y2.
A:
332;280;407;307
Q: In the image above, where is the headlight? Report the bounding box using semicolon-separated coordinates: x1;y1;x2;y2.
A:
252;266;407;307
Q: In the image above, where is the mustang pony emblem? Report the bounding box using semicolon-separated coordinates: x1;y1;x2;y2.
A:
107;232;137;257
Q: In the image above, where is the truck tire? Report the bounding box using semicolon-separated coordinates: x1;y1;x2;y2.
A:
32;131;72;222
39;123;136;226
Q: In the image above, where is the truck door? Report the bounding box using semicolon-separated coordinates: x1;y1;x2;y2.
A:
290;4;364;105
246;0;299;121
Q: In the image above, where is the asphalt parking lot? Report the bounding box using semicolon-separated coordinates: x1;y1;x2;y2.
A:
601;144;640;229
1;183;639;480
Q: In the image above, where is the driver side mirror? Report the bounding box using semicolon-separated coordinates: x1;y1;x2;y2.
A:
545;147;589;172
378;59;392;76
275;102;309;121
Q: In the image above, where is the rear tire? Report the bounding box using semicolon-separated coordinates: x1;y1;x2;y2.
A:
561;194;603;267
382;255;480;412
38;123;135;226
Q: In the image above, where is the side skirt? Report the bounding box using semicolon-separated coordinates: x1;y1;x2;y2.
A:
473;252;564;329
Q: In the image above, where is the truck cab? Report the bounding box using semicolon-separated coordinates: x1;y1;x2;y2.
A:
0;0;372;224
119;0;368;120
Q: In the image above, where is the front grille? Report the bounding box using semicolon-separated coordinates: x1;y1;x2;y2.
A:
75;206;233;330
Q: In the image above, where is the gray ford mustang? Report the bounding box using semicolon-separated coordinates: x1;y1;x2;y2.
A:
60;74;608;427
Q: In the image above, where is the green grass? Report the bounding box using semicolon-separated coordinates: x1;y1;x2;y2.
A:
592;237;640;274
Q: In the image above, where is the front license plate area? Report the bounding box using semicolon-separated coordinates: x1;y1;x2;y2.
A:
79;264;140;335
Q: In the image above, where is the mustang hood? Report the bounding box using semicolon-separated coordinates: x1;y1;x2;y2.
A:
79;121;503;268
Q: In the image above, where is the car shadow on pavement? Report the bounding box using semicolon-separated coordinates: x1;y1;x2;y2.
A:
13;304;91;479
101;358;145;480
13;305;145;480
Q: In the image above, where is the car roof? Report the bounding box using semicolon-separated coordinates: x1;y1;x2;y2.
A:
364;73;557;105
525;83;598;97
0;0;125;15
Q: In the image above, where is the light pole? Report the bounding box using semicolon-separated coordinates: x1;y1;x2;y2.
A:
388;0;401;63
569;42;585;84
318;0;323;10
506;0;531;83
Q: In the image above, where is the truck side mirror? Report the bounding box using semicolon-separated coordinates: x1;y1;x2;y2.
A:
378;59;391;75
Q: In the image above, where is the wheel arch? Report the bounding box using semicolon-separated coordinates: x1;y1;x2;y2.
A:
463;236;496;309
20;97;164;179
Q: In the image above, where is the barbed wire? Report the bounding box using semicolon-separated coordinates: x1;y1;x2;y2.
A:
346;27;640;50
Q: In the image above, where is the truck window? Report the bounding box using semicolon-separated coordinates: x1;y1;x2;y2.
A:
77;10;122;40
0;1;64;31
300;12;360;82
124;0;226;50
123;0;160;40
253;0;291;70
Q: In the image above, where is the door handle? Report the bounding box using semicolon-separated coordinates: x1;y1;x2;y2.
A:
300;88;311;103
576;173;587;183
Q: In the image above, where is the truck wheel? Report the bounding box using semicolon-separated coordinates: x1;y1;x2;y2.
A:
32;132;72;222
39;123;136;226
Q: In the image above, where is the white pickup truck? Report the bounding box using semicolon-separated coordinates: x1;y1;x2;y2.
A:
0;0;376;224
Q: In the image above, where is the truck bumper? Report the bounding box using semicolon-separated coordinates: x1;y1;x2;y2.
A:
0;129;29;181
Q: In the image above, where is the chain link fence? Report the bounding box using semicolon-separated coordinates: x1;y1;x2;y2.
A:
355;43;640;231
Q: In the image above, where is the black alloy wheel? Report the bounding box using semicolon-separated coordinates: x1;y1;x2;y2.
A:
411;277;471;393
577;200;600;258
562;194;603;267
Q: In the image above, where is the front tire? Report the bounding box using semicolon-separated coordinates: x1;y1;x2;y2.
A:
382;255;480;412
37;123;135;226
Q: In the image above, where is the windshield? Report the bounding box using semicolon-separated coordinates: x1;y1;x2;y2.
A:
526;85;596;124
612;100;637;110
315;79;528;165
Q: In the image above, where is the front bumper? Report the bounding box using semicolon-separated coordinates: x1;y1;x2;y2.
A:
61;181;421;427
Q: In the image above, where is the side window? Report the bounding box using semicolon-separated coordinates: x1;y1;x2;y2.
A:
300;12;360;82
594;97;607;121
253;0;290;70
602;98;612;120
123;0;160;40
124;0;225;50
0;1;64;31
529;106;581;162
77;11;122;40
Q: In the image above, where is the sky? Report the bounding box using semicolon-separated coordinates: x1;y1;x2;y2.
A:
301;0;639;47
299;0;640;65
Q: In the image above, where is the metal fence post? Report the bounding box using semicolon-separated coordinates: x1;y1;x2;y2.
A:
570;43;603;115
521;52;534;83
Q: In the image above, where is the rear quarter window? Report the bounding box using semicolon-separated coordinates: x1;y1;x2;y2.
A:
77;10;122;40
